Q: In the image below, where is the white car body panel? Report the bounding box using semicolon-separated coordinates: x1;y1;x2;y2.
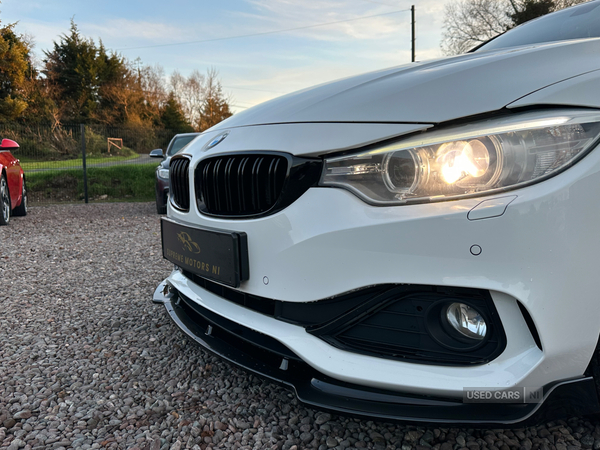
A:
199;123;432;158
168;270;543;397
212;39;600;129
508;69;600;109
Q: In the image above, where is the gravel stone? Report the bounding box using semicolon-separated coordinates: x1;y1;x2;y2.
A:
315;413;331;425
582;435;595;448
1;203;599;450
406;430;424;442
13;411;31;420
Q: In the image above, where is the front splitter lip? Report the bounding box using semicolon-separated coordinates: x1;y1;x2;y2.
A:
153;281;600;426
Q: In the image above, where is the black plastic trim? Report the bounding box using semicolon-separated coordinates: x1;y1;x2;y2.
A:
183;274;506;366
182;270;388;326
153;281;600;426
310;287;506;366
178;291;298;360
517;300;543;350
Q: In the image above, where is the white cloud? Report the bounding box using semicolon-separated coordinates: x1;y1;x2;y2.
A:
85;19;183;43
15;21;69;52
237;0;409;42
8;0;453;113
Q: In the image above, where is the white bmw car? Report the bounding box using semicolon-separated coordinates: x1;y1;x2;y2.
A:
154;1;600;424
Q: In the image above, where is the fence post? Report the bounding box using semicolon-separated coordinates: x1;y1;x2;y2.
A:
81;124;89;204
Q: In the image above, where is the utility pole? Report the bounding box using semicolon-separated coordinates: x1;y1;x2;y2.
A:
411;5;416;62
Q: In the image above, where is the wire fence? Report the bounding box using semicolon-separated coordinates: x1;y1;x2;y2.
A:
0;123;179;205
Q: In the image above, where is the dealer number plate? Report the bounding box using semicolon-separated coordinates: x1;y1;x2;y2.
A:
161;218;249;288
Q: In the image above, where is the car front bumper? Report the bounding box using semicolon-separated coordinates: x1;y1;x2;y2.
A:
156;132;600;423
155;176;169;208
153;281;599;425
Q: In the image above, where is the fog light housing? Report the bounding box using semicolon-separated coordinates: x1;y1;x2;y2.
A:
445;302;487;340
423;294;500;355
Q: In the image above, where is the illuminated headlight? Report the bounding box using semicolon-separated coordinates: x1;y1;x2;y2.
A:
158;168;170;179
320;110;600;205
445;303;487;341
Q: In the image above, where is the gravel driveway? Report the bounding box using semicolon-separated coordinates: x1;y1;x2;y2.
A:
1;203;599;450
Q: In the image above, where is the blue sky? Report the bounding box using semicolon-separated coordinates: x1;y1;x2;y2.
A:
3;0;447;112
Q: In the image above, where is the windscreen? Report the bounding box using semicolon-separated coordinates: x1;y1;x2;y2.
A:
167;135;198;156
476;1;600;52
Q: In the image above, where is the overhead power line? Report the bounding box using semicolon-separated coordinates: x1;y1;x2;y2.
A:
223;85;288;94
115;9;411;51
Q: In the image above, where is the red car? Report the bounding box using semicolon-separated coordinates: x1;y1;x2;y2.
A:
0;138;27;225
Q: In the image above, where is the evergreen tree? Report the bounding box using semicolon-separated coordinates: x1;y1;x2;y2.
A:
197;72;232;131
198;96;232;132
509;0;555;25
160;93;194;133
0;24;33;121
43;20;128;123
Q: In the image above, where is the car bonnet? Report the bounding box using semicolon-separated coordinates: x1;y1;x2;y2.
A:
211;38;600;128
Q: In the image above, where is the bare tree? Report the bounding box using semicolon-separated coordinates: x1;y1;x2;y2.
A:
441;0;511;55
555;0;589;6
441;0;589;55
169;68;233;131
197;68;233;132
170;69;206;125
139;63;168;117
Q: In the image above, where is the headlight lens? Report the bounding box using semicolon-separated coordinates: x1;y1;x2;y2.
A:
320;110;600;205
158;168;170;179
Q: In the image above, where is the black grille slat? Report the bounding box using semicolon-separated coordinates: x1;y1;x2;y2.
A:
213;158;223;211
173;161;180;204
184;161;189;209
251;157;263;211
266;158;277;205
240;157;251;212
206;160;216;211
196;153;289;216
224;157;235;212
201;160;211;211
170;157;191;211
237;157;248;212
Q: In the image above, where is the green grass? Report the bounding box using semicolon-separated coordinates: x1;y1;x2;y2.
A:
27;163;157;203
20;153;141;170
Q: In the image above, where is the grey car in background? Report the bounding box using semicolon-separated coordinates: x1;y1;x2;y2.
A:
150;133;200;214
